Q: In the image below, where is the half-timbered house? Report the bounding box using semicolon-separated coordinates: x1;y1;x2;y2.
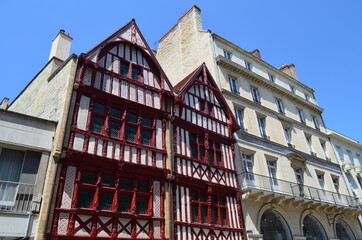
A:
172;63;244;240
50;20;174;240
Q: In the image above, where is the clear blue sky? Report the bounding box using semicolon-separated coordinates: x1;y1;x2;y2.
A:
0;1;361;142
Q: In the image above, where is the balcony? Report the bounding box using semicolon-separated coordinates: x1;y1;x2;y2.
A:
240;173;360;211
0;180;35;213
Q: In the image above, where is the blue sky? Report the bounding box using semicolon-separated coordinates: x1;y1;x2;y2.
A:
0;1;361;142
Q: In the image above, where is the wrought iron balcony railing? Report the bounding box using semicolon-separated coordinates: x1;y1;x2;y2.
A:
239;172;359;208
0;180;35;213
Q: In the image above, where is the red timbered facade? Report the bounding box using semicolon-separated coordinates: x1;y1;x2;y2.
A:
172;64;244;240
50;21;173;240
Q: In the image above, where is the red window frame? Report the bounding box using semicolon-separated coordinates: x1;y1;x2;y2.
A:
75;170;152;215
190;189;228;226
87;102;156;147
188;133;223;166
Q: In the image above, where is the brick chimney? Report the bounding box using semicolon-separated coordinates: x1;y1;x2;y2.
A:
251;49;261;59
49;30;73;61
279;64;299;81
0;97;9;110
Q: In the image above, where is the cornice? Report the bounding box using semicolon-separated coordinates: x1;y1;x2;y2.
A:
216;55;324;114
212;34;315;93
222;89;329;138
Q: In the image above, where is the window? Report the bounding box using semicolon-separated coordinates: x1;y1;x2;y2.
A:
190;190;227;226
268;74;275;83
275;98;284;114
267;161;278;186
346;150;354;166
294;169;303;184
242;154;254;181
190;134;205;162
76;171;153;215
304;93;310;101
251;87;261;104
223;50;232;60
0;148;41;209
235;108;245;131
297;109;305;124
245;61;252;70
229;76;238;94
284;127;292;146
317;174;324;188
305;135;314;154
257;117;268;139
312;116;320;131
332;178;339;192
336;146;344;162
320;140;329;160
125;113;154;146
290;85;295;93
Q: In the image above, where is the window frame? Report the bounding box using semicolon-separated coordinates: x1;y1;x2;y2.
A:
251;87;261;104
235;108;245;131
223;50;232;60
245;61;252;70
297;108;305;124
228;76;239;94
190;189;228;226
275;98;285;114
242;153;254;181
257;117;268;139
268;73;275;83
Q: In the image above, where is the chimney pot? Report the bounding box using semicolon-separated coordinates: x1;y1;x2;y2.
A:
279;64;299;80
251;49;261;59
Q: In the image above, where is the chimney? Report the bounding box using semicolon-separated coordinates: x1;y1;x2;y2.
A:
0;97;9;110
279;64;299;81
251;49;261;59
49;29;73;61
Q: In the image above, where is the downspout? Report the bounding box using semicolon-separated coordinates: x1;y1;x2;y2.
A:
36;55;78;240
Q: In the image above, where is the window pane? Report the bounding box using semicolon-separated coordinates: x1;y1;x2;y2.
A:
211;207;218;224
208;149;214;164
192;204;199;222
216;152;221;166
200;148;205;161
132;68;140;81
201;205;207;223
126;113;137;123
199;100;205;112
191;145;197;159
77;190;93;208
136;197;148;214
211;195;217;205
110;108;121;118
118;195;131;212
220;209;226;225
219;197;225;205
109;122;120;138
191;191;198;200
141;130;152;146
120;62;128;77
91;117;104;133
101;175;113;187
98;192;112;210
208;104;213;114
137;181;148;192
94;103;105;114
141;117;152;127
125;126;136;142
120;178;132;190
80;171;95;184
200;193;207;202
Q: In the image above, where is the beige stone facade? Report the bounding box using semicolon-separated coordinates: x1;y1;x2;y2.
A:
157;5;362;240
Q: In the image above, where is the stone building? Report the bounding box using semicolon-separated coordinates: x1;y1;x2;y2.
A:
156;5;362;240
0;107;56;239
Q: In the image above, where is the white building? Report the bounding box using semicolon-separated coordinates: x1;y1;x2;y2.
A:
156;5;361;240
0;107;56;239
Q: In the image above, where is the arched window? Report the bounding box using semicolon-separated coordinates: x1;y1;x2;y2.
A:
260;209;292;240
303;215;328;240
336;220;356;240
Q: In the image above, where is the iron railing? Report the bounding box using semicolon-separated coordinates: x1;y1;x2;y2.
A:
0;180;35;213
239;172;359;207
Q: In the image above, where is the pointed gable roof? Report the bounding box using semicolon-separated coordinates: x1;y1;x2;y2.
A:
83;19;173;93
175;63;240;132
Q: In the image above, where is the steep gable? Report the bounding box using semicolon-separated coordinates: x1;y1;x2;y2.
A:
83;20;173;93
175;63;239;135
